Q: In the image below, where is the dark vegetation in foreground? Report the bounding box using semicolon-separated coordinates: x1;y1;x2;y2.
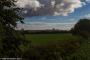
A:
23;34;83;60
0;0;90;60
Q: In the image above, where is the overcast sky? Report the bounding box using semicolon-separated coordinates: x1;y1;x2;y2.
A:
16;0;90;30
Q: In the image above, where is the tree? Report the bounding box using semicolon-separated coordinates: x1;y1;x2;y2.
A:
71;19;90;39
0;0;25;57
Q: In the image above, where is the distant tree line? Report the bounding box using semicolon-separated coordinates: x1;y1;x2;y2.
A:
19;30;71;34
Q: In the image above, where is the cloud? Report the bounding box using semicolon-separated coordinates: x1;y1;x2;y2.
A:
16;0;41;11
16;0;85;17
86;0;90;3
83;14;90;18
54;0;83;16
16;22;76;30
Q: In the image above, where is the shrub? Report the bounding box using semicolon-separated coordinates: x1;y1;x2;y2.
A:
71;19;90;39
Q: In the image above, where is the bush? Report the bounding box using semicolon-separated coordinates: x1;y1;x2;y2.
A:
71;19;90;39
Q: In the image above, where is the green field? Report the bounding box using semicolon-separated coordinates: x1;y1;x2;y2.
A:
70;38;90;60
25;33;90;60
25;33;81;45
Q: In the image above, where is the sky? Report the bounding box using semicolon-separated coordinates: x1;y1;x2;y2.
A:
16;0;90;30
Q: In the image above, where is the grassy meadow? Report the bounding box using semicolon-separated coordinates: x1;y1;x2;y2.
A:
24;33;90;60
25;33;81;45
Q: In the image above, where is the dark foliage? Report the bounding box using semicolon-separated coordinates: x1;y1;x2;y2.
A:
0;0;25;57
71;19;90;39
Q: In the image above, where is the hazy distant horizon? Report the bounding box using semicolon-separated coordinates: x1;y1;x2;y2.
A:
17;20;77;30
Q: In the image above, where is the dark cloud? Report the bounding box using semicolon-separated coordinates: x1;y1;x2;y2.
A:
16;0;86;17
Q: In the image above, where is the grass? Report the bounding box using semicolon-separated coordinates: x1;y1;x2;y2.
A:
25;33;81;45
24;33;90;60
69;38;90;60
